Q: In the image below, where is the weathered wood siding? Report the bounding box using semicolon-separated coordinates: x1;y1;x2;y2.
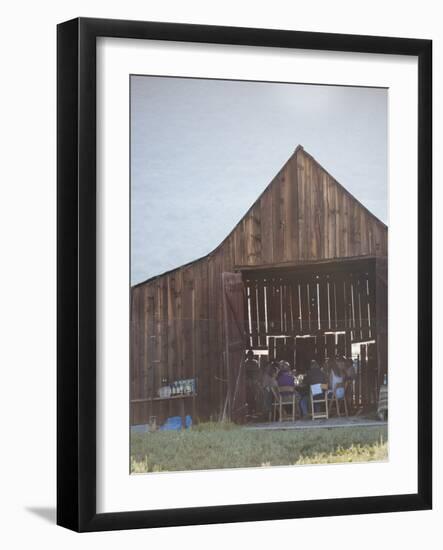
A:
131;146;388;424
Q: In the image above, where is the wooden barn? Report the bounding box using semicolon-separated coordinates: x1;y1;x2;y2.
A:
131;145;387;426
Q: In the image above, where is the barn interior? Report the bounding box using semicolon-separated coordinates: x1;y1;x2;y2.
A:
240;256;387;418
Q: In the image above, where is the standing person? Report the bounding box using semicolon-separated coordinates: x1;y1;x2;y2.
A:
329;361;345;399
323;356;333;379
335;353;347;378
344;356;356;409
345;356;356;380
262;362;279;421
244;349;260;417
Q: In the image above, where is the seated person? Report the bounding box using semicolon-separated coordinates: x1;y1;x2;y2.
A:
300;360;327;417
306;359;326;388
276;361;300;419
277;361;295;392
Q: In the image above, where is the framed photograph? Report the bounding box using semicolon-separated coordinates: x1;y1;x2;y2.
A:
57;17;432;532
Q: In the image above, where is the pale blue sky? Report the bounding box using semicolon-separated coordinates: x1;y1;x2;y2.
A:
131;76;387;285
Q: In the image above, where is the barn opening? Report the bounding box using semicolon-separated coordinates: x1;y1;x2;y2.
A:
239;256;387;419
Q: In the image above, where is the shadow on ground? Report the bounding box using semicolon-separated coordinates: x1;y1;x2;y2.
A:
26;506;56;524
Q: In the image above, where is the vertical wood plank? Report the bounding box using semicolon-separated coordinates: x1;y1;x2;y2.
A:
297;154;305;261
300;280;309;334
290;154;299;261
309;279;319;333
272;176;284;264
318;276;328;332
249;279;258;348
327;175;337;258
305;156;313;260
257;279;267;347
260;191;273;264
335;272;346;331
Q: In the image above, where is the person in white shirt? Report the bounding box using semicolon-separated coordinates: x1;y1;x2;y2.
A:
329;361;345;399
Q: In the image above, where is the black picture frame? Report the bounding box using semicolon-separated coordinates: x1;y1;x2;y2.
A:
57;17;432;532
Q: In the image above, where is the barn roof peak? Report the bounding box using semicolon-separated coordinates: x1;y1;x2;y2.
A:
133;144;386;288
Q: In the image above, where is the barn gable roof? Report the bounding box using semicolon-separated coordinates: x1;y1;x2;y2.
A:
133;145;387;288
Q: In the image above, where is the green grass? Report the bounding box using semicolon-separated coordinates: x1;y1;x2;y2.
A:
130;423;387;473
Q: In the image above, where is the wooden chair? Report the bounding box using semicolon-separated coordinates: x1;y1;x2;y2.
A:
310;383;329;420
328;384;348;417
273;386;298;422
